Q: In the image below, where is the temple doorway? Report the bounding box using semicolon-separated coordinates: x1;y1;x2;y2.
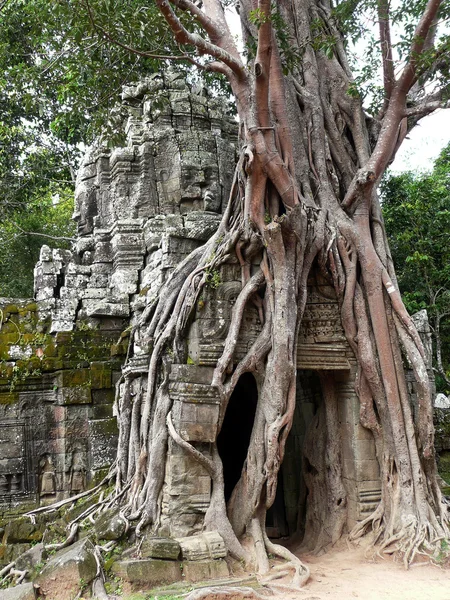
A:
217;372;258;502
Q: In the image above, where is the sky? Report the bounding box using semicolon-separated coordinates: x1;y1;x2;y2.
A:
391;110;450;174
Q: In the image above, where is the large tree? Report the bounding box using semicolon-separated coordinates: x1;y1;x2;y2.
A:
102;0;450;578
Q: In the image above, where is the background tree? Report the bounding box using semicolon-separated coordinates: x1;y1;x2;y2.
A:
382;144;450;393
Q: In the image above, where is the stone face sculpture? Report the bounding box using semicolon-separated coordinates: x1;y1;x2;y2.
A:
34;73;238;331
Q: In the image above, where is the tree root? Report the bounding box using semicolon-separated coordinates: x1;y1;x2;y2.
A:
1;567;28;586
44;522;79;551
25;467;116;521
91;544;110;600
184;586;271;600
0;561;15;578
91;576;109;600
262;531;310;587
349;504;450;568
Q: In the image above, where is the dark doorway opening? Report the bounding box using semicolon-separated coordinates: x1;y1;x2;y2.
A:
217;372;258;502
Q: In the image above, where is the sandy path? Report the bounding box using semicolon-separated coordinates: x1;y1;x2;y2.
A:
292;544;450;600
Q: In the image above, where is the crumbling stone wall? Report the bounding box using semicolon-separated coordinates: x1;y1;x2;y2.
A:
0;297;125;564
0;72;238;562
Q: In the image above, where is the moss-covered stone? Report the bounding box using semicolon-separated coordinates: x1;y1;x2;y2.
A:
91;403;114;419
89;468;109;487
141;537;181;560
4;304;19;314
36;538;98;600
112;558;183;588
0;391;19;404
40;357;64;371
55;368;91;388
94;508;127;541
0;542;32;566
89;417;118;436
62;492;102;523
5;517;45;543
90;366;112;389
92;389;115;405
2;581;36;599
59;385;92;405
110;342;128;356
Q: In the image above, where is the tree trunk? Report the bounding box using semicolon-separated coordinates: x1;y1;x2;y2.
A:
111;0;449;580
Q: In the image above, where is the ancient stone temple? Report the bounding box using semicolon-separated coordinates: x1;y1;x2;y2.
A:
0;73;435;566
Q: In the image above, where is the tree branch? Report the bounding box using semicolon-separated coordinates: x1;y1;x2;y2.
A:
404;97;450;118
82;0;208;69
254;0;272;129
342;0;444;211
398;0;443;93
155;0;245;76
378;0;395;101
174;0;227;43
12;223;76;243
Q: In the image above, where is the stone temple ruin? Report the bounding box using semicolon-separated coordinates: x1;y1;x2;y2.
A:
0;73;443;583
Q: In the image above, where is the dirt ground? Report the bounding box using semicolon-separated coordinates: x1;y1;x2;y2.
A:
291;543;450;600
119;541;450;600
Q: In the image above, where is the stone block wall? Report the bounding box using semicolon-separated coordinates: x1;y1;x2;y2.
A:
0;298;126;565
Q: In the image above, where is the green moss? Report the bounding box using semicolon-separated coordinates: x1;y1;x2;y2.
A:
4;304;19;314
0;344;12;361
89;418;118;436
41;357;64;371
0;391;19;404
0;333;21;345
5;516;45;543
62;491;102;523
110;342;128;357
55;368;91;388
90;368;112;390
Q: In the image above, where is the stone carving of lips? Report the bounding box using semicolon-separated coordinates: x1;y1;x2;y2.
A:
203;190;214;205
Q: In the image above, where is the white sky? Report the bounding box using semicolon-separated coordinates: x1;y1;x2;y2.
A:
390;110;450;174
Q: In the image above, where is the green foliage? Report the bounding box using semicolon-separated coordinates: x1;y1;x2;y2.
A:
382;143;450;390
0;187;75;297
205;268;222;289
332;0;450;115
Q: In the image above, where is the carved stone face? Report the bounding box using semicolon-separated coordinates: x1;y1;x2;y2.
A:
72;82;237;229
180;160;221;215
72;182;98;236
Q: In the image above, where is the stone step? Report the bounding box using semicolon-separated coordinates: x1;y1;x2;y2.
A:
112;557;229;591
